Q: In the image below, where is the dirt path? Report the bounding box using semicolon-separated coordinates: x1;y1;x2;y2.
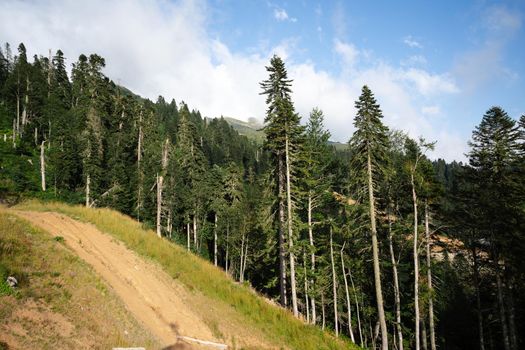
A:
13;211;222;349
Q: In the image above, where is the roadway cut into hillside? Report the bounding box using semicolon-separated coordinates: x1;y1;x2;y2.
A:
13;210;234;349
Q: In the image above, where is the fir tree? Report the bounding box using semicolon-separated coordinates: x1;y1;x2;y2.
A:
348;85;389;350
260;55;303;315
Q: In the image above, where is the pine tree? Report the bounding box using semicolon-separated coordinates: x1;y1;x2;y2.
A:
260;55;303;315
348;85;389;350
467;106;521;350
175;103;207;251
302;107;332;324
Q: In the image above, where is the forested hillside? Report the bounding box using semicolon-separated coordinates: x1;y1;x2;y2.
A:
1;42;524;350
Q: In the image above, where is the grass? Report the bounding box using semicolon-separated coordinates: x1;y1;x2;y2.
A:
17;200;360;350
0;210;160;350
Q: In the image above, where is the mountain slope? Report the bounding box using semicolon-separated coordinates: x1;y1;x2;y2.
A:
0;210;160;349
222;117;349;151
14;200;358;350
220;117;266;144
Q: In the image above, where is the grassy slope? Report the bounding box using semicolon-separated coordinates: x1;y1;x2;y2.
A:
0;210;160;350
223;117;266;145
17;200;359;350
222;117;348;151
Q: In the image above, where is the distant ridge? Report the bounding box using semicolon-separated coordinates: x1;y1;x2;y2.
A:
219;116;348;151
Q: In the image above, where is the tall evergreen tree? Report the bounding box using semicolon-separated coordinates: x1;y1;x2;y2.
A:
467;106;522;350
348;85;389;350
302;107;332;324
260;55;303;315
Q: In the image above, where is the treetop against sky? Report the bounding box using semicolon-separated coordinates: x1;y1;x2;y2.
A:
1;0;523;160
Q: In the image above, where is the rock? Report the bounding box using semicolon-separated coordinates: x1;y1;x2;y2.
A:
6;276;18;288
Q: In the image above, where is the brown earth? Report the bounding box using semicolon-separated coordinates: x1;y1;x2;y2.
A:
12;211;227;349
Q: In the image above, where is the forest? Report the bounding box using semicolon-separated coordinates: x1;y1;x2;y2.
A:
0;42;524;350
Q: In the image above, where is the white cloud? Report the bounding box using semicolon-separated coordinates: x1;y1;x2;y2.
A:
403;35;423;48
334;39;359;69
274;8;288;21
422;105;441;115
0;0;465;160
274;8;296;22
403;69;459;96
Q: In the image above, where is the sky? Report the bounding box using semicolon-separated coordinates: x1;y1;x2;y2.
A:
1;0;524;161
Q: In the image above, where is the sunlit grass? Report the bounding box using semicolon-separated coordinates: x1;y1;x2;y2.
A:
17;199;359;350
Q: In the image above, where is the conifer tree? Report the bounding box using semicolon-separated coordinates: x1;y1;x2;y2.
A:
302;107;331;323
467;107;521;350
175;103;207;250
348;85;389;350
260;55;303;315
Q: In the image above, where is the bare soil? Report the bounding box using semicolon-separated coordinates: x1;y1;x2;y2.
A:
13;211;226;349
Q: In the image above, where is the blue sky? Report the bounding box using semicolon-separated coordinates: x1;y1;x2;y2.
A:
1;0;524;160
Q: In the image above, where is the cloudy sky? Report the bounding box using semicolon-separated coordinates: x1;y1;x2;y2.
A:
1;0;524;160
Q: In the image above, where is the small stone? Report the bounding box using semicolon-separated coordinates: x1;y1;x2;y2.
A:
6;276;18;288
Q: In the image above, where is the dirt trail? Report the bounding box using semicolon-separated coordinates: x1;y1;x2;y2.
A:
14;211;221;349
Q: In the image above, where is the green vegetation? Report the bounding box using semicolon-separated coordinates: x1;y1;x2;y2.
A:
223;116;266;144
1;41;524;350
17;200;356;350
0;210;160;349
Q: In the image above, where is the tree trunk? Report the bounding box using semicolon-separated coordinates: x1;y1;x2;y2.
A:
48;121;51;150
496;268;511;350
425;201;436;350
388;206;403;350
12;119;16;148
304;253;310;323
421;318;428;350
308;194;317;324
34;127;38;146
214;213;218;267
186;221;190;251
225;221;229;273
506;280;518;350
321;292;326;330
411;171;420;350
156;173;162;237
285;135;298;317
349;265;364;347
278;155;287;307
167;210;172;238
85;174;91;207
193;213;197;249
22;77;29;128
367;149;388;350
40;140;46;191
240;232;245;282
330;225;338;337
340;244;355;343
472;246;486;350
242;238;249;281
157;139;169;238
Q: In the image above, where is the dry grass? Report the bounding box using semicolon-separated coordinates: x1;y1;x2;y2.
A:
0;210;161;350
15;200;359;350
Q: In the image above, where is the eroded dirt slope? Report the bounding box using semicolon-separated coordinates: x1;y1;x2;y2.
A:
13;211;225;349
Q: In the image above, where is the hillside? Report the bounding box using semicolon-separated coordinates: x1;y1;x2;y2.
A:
221;116;348;151
0;209;160;349
5;200;357;350
220;117;266;144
